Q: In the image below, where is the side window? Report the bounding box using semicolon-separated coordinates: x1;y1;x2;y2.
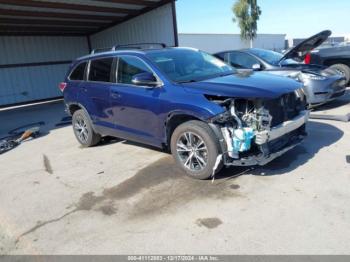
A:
215;53;225;61
69;62;87;81
227;52;259;69
117;56;153;85
88;58;114;82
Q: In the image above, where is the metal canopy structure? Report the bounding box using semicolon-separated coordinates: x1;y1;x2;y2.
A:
0;0;174;36
0;0;178;107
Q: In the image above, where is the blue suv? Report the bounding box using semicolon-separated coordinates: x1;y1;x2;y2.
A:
61;44;309;179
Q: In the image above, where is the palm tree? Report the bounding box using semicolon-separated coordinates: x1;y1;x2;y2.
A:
232;0;262;48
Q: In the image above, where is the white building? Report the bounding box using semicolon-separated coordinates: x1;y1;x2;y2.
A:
179;33;286;53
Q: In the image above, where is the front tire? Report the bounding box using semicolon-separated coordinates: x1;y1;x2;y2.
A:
329;64;350;85
72;109;101;147
170;120;223;180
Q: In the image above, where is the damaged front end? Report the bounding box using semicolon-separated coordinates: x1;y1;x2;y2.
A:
208;89;309;167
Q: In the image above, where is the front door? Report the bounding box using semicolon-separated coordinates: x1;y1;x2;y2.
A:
110;55;163;146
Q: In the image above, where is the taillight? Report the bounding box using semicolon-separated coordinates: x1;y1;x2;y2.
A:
59;82;67;92
304;53;311;64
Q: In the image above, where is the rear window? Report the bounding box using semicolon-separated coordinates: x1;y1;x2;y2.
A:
69;62;87;81
88;58;114;82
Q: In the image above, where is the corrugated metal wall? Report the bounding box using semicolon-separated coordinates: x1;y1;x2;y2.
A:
0;36;88;106
179;34;286;54
0;3;176;107
90;3;176;49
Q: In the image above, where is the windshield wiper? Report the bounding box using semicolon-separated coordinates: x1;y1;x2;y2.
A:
177;79;198;84
218;72;234;77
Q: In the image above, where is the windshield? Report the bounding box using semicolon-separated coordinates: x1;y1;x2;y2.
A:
146;49;235;83
248;48;299;66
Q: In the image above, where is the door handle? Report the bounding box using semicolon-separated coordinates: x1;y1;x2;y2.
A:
81;87;88;92
110;91;121;99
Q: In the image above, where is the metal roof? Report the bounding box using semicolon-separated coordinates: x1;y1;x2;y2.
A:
0;0;173;36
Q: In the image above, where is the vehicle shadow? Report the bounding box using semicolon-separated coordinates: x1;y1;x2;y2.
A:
0;101;69;140
105;121;344;180
216;120;344;179
2;101;342;180
97;137;125;147
121;140;165;153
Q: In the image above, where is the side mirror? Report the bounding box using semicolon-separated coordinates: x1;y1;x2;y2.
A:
252;64;262;71
131;72;161;87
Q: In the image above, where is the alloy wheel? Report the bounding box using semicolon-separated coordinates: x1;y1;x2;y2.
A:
74;115;89;143
176;132;208;172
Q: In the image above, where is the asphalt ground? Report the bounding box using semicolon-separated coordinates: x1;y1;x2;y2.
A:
0;92;349;255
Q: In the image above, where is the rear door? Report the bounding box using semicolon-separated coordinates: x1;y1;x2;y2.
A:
109;55;163;146
66;61;87;102
79;57;115;131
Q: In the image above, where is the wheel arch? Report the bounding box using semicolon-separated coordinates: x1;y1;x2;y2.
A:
67;102;98;133
164;112;204;148
68;103;82;115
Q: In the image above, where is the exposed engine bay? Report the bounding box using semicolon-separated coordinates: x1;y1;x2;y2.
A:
208;89;309;166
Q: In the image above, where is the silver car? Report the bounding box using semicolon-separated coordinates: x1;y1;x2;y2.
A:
214;30;347;107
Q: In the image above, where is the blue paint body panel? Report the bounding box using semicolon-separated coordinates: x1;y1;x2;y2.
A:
63;48;302;148
182;72;301;98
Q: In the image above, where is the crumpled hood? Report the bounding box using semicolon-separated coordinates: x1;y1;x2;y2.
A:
181;71;302;99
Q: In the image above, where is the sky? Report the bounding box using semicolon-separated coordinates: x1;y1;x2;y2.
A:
176;0;350;38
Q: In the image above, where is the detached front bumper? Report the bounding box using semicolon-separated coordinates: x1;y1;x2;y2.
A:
228;138;305;166
255;110;309;145
221;110;309;167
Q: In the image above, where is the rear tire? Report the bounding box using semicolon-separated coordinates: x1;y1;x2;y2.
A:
170;120;223;180
72;109;101;147
329;64;350;85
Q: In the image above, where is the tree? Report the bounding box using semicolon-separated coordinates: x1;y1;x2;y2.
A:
232;0;261;48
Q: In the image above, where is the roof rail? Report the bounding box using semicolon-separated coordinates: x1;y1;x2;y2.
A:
114;43;167;50
90;43;167;55
90;47;116;55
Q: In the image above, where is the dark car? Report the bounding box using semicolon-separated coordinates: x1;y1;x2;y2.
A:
305;42;350;85
215;31;346;106
60;44;308;180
